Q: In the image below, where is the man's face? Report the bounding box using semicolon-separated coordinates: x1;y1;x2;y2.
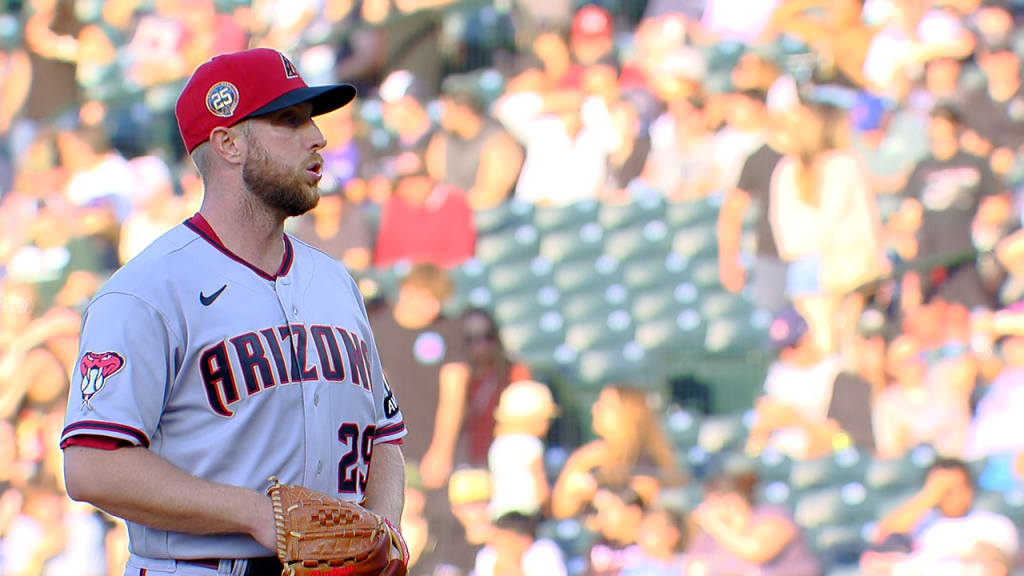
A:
938;469;973;518
981;49;1020;82
926;58;961;95
242;103;325;217
928;115;959;153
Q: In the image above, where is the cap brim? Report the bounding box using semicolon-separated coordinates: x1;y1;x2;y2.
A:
247;84;357;119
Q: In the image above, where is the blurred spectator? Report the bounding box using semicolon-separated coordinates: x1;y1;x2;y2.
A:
747;306;864;459
711;90;768;192
495;74;617;205
770;101;886;353
962;29;1024;170
426;76;523;210
900;104;1005;312
873;459;1018;570
459;308;531;468
604;97;651;199
643;96;715;199
568;5;615;74
585;487;646;576
702;0;780;44
873;333;971;459
488;380;556;519
0;40;31;145
552;385;680;519
373;153;476;268
769;0;873;89
620;507;689;575
473;512;566;576
689;469;820;576
22;0;82;124
290;186;373;271
852;92;929;196
718;89;786;309
968;334;1024;488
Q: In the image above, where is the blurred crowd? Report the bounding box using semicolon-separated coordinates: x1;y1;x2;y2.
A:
5;0;1024;574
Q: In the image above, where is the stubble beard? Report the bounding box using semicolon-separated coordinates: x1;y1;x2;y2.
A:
242;138;320;217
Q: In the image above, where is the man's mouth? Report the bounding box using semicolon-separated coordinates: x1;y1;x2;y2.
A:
306;160;323;180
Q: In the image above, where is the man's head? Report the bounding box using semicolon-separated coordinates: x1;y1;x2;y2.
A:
929;104;963;156
885;334;927;389
590;487;646;544
727;90;767;131
379;70;431;139
395;263;452;324
978;41;1020;85
490;512;539;559
175;49;356;216
930;458;974;518
571;4;615;66
925;57;962;96
448;468;492;545
440;77;485;135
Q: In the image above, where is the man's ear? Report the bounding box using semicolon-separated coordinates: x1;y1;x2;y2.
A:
209;124;247;166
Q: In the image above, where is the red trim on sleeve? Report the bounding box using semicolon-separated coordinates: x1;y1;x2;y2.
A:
61;420;151;447
61;435;132;450
380;439;404;446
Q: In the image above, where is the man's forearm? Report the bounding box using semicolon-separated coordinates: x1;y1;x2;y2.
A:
365;443;405;527
64;446;268;541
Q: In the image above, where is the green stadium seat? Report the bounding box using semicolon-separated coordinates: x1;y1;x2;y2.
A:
492;285;561;325
687;257;723;289
443;285;493;317
500;311;566;356
622;252;690;292
665;198;720;229
533;201;599;232
697;413;748;453
665;407;701;451
354;266;401;302
789;449;868;492
604;220;673;261
633;309;706;354
873;488;919;521
539;222;606;262
473;200;532;234
552;255;620;295
631;283;699;323
808;524;868;568
487;256;554;295
757;480;796;510
756;449;794;484
475;223;540;263
864;454;928;492
703;313;771;354
697;290;755;320
597;193;666;230
576;341;657;388
561;283;631;323
794;482;875;530
672;224;718;260
973;489;1024;524
565;309;635;352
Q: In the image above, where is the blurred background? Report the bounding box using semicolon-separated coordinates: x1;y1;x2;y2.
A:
3;0;1024;574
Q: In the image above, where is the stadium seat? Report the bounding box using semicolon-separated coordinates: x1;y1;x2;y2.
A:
472;199;532;234
631;283;699;323
665;197;720;229
552;255;620;295
487;256;554;296
622;252;690;292
633;309;705;353
697;413;749;453
808;524;869;568
576;341;657;388
492;284;561;325
660;483;706;514
875;193;904;223
697;290;755;320
475;223;540;263
565;309;635;352
756;449;794;484
604;219;673;261
794;482;876;530
665;407;701;450
757;480;796;510
788;449;869;492
597;193;666;230
533;200;600;232
561;283;631;323
687;256;723;289
500;311;566;357
540;222;606;262
863;454;928;492
703;313;771;354
973;489;1024;524
672;224;718;260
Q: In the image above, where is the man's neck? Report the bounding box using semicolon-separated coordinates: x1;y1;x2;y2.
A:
400;116;431;145
198;194;287;276
454;116;483;140
933;144;959;162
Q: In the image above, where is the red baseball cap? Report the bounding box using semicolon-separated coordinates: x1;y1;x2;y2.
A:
572;4;613;41
175;48;356;153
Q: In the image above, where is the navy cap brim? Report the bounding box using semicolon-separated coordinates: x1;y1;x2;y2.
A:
247;84;357;119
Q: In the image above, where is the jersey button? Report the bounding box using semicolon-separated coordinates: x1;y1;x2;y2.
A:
316;460;323;475
292;306;299;316
313;393;319;407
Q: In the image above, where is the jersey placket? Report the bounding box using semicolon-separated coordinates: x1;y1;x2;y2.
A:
272;274;329;491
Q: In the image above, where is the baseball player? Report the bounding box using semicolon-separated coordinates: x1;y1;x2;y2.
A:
60;48;407;575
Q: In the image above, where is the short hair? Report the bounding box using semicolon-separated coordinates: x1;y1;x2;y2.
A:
704;470;759;504
493;512;539;537
930;458;973;487
400;263;453;303
931;104;964;127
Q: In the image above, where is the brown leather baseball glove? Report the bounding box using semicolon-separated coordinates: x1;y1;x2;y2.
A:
267;477;408;576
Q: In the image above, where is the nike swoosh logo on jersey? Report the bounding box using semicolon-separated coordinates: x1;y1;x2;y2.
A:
200;284;227;306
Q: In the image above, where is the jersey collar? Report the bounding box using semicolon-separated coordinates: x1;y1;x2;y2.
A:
184;213;294;281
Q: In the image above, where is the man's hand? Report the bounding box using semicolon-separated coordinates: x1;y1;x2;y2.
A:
719;256;746;293
419;446;453;490
921;469;960;503
248;494;278;552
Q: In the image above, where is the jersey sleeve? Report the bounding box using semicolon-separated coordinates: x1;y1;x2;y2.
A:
60;292;177;449
351;279;407;446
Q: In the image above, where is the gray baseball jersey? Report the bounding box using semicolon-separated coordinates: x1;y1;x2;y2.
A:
61;214;406;559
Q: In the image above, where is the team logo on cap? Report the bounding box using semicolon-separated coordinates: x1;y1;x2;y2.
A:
280;52;299;79
79;351;125;408
206;81;239;118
